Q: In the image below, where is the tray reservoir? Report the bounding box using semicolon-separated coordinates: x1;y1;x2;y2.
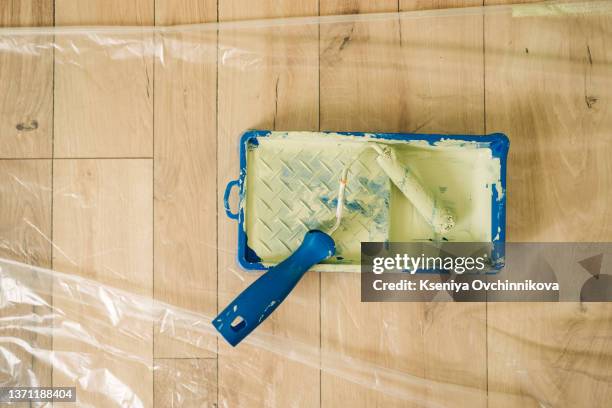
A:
225;131;508;272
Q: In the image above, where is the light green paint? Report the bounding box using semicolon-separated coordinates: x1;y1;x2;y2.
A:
243;132;501;272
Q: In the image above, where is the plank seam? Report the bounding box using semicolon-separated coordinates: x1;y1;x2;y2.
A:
152;2;156;407
50;0;56;393
216;2;220;407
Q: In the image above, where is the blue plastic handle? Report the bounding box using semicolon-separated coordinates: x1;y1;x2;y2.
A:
223;179;240;220
213;230;335;346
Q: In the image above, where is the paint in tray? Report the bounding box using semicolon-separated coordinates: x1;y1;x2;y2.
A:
223;130;509;272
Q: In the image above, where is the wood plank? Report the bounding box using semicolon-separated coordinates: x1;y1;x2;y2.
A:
487;303;612;407
485;8;612;242
0;1;54;396
320;2;487;407
155;0;216;25
486;0;539;5
219;0;317;21
0;0;53;158
52;159;153;294
0;0;53;26
217;1;320;406
53;1;154;158
0;160;52;273
52;159;153;406
0;160;52;393
320;0;397;15
321;0;482;15
400;0;481;10
153;358;217;407
153;1;218;359
54;0;153;25
485;8;612;407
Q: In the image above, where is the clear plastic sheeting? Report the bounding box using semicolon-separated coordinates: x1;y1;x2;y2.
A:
1;259;490;407
1;1;612;407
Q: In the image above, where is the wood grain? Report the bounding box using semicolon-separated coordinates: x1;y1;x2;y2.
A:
0;160;52;393
486;9;612;243
53;43;153;158
55;0;153;25
0;1;53;158
219;0;318;21
400;0;481;10
217;1;320;406
485;8;612;407
155;0;216;26
0;1;54;397
153;1;218;359
52;159;153;294
154;358;217;407
320;0;397;15
52;159;153;405
485;0;540;5
320;1;487;406
54;1;154;158
0;0;53;27
0;160;52;265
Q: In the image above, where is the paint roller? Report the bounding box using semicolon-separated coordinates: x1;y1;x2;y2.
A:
370;143;455;234
213;163;351;346
214;143;455;346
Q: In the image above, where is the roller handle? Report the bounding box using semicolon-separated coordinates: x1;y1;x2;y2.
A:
213;230;335;346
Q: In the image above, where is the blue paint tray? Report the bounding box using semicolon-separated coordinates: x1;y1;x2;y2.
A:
224;131;509;272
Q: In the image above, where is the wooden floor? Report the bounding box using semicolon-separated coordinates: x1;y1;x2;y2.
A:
1;0;611;407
